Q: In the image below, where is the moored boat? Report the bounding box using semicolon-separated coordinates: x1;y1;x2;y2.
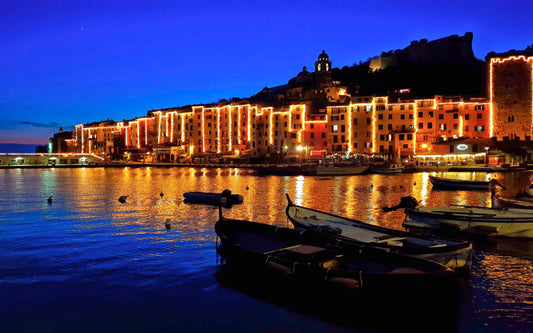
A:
429;175;504;190
285;195;473;272
215;208;457;293
385;196;533;238
491;192;533;209
314;164;369;176
370;163;404;174
183;190;243;206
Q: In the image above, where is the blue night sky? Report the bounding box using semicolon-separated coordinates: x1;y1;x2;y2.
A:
1;0;532;144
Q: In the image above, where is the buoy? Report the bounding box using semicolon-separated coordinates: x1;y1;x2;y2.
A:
400;185;403;188
414;182;417;186
47;196;53;204
246;186;249;190
118;195;128;203
165;219;171;229
160;191;164;197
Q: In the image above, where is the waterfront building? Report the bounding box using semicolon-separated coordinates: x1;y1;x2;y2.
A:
52;48;533;165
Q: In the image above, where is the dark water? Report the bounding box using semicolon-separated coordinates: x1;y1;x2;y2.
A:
1;168;532;332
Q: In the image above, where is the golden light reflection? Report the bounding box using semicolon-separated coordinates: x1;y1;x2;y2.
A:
294;175;305;206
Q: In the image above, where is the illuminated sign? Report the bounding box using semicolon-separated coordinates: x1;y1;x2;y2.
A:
456;144;469;151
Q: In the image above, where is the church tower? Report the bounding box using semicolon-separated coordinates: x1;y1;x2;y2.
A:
314;50;332;89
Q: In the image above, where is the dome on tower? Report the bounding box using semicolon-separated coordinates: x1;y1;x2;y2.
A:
318;50;329;61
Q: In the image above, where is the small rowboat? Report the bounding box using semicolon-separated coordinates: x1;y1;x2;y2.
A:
429;176;504;191
491;193;533;209
388;196;533;238
286;194;473;272
183;190;243;206
215;208;457;293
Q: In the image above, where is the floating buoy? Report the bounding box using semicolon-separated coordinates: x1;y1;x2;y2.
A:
370;184;373;188
246;186;249;190
165;219;171;229
414;182;417;186
160;191;164;197
118;195;128;203
400;185;403;188
47;196;53;204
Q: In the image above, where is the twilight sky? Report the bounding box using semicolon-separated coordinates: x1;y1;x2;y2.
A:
1;0;532;144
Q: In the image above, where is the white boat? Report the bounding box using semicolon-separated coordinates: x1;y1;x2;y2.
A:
286;194;473;271
314;165;369;176
371;163;404;174
429;176;504;190
400;201;533;238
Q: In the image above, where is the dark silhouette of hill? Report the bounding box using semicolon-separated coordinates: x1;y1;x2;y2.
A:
333;33;487;98
333;60;486;98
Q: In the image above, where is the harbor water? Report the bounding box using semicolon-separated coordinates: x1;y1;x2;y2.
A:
1;167;532;332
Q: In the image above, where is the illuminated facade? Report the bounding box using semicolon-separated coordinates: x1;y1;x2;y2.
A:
490;55;533;140
60;53;532;162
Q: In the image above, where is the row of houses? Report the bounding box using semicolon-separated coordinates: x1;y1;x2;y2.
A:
51;53;533;165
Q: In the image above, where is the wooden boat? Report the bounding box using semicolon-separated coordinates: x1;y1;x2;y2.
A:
286;195;473;272
370;163;404;174
429;176;504;190
491;192;533;209
183;190;243;205
215;208;457;292
314;165;369;176
385;196;533;238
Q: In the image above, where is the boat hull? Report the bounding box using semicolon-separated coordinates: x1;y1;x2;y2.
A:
183;192;243;205
285;197;473;272
492;194;533;209
215;216;457;292
314;165;369;176
429;176;494;190
404;206;533;238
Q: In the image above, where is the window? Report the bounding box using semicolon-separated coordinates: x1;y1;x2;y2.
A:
418;112;423;118
428;111;434;118
475;126;485;132
333;136;338;143
399;134;405;140
477;114;482;119
332;125;338;132
439;124;446;130
366;106;372;112
400;105;405;110
428;122;433;129
378;114;383;120
439;114;444;119
508;115;515;122
401;115;405;120
388;114;392;120
453;113;458;119
418;123;423;129
465;114;470;120
366;118;371;124
409;114;413;119
378;124;383;130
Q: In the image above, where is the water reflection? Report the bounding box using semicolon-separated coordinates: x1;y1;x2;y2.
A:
2;167;533;330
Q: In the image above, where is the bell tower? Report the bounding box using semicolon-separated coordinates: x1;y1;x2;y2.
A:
314;50;332;88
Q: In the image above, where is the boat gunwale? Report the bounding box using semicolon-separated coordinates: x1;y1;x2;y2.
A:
285;195;472;255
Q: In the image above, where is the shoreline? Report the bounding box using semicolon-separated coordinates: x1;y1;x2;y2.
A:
0;162;528;173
